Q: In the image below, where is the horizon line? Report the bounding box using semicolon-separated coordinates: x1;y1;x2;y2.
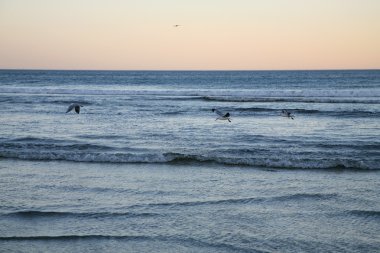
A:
0;68;379;72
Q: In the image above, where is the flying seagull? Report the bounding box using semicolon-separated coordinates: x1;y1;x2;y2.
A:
173;24;182;27
212;109;231;122
281;109;294;120
66;103;83;114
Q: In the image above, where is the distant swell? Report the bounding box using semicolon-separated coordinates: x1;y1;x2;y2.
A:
1;193;337;219
0;235;152;241
235;107;379;117
347;210;380;218
1;87;379;104
2;210;159;219
0;234;257;252
129;193;338;209
201;96;380;104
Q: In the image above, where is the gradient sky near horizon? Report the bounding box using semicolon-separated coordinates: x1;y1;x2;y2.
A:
0;0;379;70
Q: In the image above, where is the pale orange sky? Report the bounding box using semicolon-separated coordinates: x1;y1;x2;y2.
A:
0;0;379;70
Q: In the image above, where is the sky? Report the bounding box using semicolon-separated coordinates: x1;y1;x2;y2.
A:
0;0;379;70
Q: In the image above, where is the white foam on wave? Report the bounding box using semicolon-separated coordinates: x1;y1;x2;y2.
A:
0;150;377;170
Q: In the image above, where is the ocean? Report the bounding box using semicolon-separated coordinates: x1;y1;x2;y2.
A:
0;70;379;252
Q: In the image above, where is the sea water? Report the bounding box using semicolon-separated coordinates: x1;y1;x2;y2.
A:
0;70;379;252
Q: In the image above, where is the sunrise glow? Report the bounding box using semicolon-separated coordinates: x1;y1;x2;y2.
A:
0;0;379;70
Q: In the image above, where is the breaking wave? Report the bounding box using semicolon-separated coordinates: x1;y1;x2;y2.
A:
0;149;377;170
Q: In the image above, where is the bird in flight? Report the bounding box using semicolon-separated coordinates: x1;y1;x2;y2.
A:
281;110;294;120
173;24;182;27
66;103;83;114
212;109;231;122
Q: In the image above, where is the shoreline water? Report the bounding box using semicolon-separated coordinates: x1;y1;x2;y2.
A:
1;159;380;252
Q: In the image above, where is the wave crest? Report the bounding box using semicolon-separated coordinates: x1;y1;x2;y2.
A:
0;149;377;170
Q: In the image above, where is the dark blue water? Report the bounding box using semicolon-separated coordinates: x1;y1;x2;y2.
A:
0;70;379;252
